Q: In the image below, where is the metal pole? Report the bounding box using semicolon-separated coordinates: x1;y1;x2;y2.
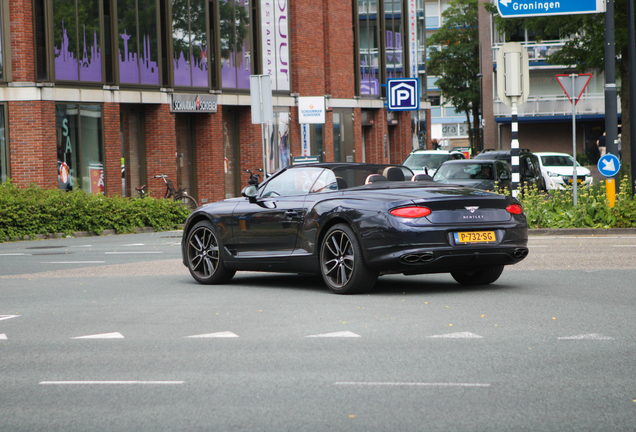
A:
511;98;519;199
604;0;619;191
628;0;636;196
571;74;578;205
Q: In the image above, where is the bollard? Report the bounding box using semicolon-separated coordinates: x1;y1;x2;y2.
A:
606;179;616;208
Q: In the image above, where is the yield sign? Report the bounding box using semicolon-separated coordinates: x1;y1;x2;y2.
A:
556;73;592;105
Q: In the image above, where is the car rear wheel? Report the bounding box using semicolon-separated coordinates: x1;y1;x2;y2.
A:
451;265;505;286
320;224;378;294
186;221;235;284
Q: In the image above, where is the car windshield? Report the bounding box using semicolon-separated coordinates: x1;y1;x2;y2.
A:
434;163;494;182
540;155;579;167
403;154;450;170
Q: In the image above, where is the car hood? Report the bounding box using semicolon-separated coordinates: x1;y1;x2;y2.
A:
542;166;591;176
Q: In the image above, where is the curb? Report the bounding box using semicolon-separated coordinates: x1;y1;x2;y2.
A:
3;225;185;243
529;227;636;236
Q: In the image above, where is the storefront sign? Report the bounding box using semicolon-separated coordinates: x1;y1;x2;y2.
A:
301;123;310;156
261;0;290;91
298;97;326;124
89;165;105;195
171;94;217;113
407;0;418;78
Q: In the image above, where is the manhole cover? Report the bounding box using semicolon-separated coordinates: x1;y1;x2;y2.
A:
26;246;66;250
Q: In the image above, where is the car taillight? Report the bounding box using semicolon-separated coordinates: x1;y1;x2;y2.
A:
390;206;432;218
506;204;523;215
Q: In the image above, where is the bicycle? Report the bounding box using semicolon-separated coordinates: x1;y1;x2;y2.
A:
135;175;198;211
245;168;263;186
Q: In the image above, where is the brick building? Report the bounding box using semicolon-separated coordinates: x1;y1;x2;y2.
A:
0;0;419;204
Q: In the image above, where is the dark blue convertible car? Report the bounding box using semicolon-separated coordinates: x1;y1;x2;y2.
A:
181;163;528;294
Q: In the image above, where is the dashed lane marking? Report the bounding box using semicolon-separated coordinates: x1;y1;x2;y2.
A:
43;261;106;264
186;331;239;338
0;334;7;340
72;332;125;339
0;315;19;321
306;331;361;338
334;382;490;387
105;252;163;254
39;381;184;385
427;332;483;339
558;333;614;340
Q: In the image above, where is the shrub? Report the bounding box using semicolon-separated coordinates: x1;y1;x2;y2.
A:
0;180;191;242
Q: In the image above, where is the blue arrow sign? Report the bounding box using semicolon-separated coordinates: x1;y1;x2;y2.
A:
387;78;420;111
597;154;621;178
497;0;605;18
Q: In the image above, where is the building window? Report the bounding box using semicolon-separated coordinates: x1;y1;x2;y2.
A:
358;0;380;95
172;0;209;87
56;104;105;194
220;0;251;89
117;0;160;85
53;0;102;82
385;0;404;79
0;105;7;182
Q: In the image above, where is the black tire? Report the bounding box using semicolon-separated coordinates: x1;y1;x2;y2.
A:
186;221;235;284
451;265;505;286
176;194;198;211
320;224;378;294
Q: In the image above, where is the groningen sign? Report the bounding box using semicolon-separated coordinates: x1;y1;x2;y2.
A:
497;0;605;18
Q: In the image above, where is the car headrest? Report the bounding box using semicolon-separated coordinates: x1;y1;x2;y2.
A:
335;177;348;189
411;174;434;182
365;174;388;184
382;166;405;181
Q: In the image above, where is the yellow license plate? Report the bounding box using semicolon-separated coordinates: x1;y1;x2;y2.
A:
566;178;583;185
454;231;496;244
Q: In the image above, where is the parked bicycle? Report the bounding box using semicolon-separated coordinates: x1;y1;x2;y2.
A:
134;175;198;211
154;174;198;210
245;168;263;186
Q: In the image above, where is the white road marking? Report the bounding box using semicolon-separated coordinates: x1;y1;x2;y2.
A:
558;333;614;340
427;332;483;339
306;331;361;338
72;332;124;339
43;261;106;264
0;315;19;321
105;252;163;254
123;244;145;247
39;381;184;385
334;382;490;387
0;253;29;256
0;334;7;340
186;331;239;338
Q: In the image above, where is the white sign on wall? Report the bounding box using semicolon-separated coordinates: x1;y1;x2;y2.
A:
261;0;290;91
298;97;326;124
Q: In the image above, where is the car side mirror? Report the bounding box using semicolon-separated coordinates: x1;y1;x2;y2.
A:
242;185;258;203
499;173;510;181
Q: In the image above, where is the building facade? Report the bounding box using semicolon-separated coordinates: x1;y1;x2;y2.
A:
0;0;422;203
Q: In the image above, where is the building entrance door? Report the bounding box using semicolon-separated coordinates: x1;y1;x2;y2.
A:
333;108;355;162
176;114;198;200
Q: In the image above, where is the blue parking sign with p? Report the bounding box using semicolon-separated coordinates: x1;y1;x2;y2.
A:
387;78;420;111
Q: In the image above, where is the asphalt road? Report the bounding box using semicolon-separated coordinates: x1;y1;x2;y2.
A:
1;231;636;431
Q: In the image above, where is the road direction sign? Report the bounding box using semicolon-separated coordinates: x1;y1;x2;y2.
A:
387;78;420;111
597;154;621;178
497;0;605;18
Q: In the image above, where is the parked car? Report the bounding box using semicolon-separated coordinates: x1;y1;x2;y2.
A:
534;152;593;190
474;149;547;191
402;150;467;177
432;159;512;192
181;163;528;294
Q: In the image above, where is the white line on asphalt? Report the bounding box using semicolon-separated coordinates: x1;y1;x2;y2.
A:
0;334;7;340
123;244;145;246
39;381;184;385
306;331;361;338
558;333;614;340
334;382;491;387
72;332;124;339
0;253;29;256
43;261;106;264
186;331;239;338
0;315;19;321
105;252;163;254
427;332;483;339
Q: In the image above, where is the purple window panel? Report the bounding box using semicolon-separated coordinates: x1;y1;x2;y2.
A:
191;46;209;87
79;26;101;82
119;30;139;83
55;21;79;81
174;50;192;86
140;35;159;85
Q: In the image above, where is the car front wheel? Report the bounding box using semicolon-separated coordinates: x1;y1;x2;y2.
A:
451;265;504;286
186;221;235;284
320;224;377;294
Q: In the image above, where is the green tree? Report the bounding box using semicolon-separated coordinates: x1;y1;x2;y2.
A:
486;2;633;172
427;0;481;154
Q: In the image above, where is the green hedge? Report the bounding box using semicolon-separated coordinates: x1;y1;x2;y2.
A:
0;180;191;242
518;176;636;229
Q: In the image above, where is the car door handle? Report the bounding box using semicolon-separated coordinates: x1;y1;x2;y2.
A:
285;210;299;218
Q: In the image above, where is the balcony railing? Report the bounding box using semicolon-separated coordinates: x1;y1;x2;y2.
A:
492;41;568;64
493;93;619;117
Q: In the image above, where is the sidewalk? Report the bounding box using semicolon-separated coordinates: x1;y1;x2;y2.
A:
529;227;636;236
